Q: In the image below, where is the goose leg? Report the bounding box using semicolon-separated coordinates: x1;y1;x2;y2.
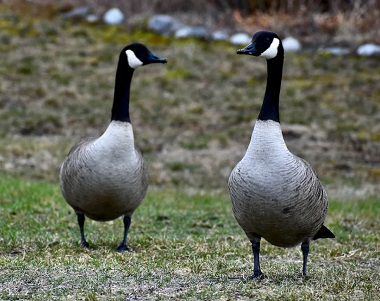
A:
77;213;89;248
116;215;132;252
249;240;264;279
301;241;310;276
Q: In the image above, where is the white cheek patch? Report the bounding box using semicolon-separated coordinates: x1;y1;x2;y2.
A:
260;38;280;59
126;49;143;69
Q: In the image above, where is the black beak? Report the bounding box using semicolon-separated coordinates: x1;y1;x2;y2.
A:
237;42;258;56
147;52;167;64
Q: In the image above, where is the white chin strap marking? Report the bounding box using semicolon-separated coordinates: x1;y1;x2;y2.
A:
260;38;280;59
126;49;143;69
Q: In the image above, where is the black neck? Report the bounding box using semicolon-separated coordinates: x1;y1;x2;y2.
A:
258;54;283;123
111;59;134;123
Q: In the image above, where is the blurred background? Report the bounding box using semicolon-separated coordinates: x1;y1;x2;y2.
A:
0;0;379;197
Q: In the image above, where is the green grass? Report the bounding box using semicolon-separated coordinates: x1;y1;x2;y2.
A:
1;176;379;300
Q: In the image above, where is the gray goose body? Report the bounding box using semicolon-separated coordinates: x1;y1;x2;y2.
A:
228;31;334;277
60;121;147;222
229;120;328;248
60;43;166;251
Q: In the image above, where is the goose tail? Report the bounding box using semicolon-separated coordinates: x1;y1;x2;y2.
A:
312;225;335;240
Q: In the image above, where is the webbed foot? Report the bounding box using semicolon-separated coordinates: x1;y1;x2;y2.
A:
80;240;90;249
116;244;131;252
248;272;266;280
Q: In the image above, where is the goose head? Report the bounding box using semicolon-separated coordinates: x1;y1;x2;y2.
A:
111;43;167;123
237;31;284;60
121;43;167;69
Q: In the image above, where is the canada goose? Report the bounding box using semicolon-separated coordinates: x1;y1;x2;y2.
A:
228;31;334;278
60;43;167;251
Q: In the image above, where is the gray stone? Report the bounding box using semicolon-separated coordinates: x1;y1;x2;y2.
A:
61;6;90;19
148;15;183;35
174;26;209;39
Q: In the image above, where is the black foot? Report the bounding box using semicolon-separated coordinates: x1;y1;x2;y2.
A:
116;244;130;252
80;240;90;249
248;272;266;280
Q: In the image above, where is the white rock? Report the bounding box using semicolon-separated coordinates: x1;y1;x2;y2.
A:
282;36;301;52
357;43;380;56
86;14;99;23
320;47;350;55
174;27;190;38
103;8;124;25
212;30;230;41
229;33;251;45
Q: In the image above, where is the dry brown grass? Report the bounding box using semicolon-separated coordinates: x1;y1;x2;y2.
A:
2;0;380;44
0;3;379;194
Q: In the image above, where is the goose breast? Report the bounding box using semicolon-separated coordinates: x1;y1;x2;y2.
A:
228;121;328;247
60;122;148;221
